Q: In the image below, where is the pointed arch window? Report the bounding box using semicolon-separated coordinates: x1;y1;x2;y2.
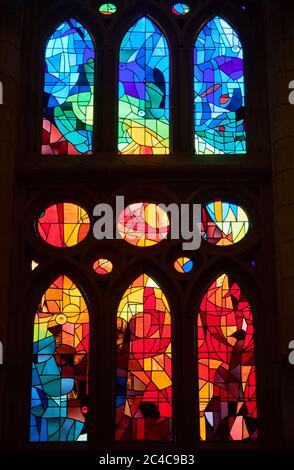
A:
116;274;172;441
42;19;95;155
194;17;246;155
30;275;90;442
198;273;257;441
118;17;170;156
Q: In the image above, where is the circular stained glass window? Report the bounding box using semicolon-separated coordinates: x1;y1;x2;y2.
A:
172;3;190;16
99;3;117;15
117;202;170;247
37;202;91;248
174;257;194;273
93;258;113;275
201;201;250;246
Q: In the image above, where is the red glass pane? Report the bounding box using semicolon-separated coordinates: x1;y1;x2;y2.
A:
198;273;258;440
116;274;172;441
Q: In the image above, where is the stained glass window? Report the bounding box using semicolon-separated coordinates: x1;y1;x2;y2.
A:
201;201;250;246
29;3;260;447
174;257;193;273
118;17;170;155
117;202;170;247
37;202;91;248
93;258;113;275
194;17;246;155
116;274;172;441
30;276;89;442
172;3;190;16
42;19;95;155
99;3;117;15
198;273;257;441
31;260;39;271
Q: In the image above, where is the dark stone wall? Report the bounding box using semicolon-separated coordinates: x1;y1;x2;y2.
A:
266;0;294;445
0;0;22;446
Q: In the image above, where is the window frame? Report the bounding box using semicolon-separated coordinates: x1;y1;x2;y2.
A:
6;0;280;453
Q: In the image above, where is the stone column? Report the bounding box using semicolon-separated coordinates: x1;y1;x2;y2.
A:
266;0;294;446
0;0;22;447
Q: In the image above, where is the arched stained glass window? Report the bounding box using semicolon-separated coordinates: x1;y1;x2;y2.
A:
198;274;257;441
30;276;89;442
42;19;95;155
116;274;172;441
194;17;246;155
118;17;170;156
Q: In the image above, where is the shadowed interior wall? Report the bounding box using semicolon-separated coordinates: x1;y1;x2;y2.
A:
267;0;294;444
0;0;21;446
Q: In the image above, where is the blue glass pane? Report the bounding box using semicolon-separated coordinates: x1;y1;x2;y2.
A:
194;17;246;155
118;17;170;155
